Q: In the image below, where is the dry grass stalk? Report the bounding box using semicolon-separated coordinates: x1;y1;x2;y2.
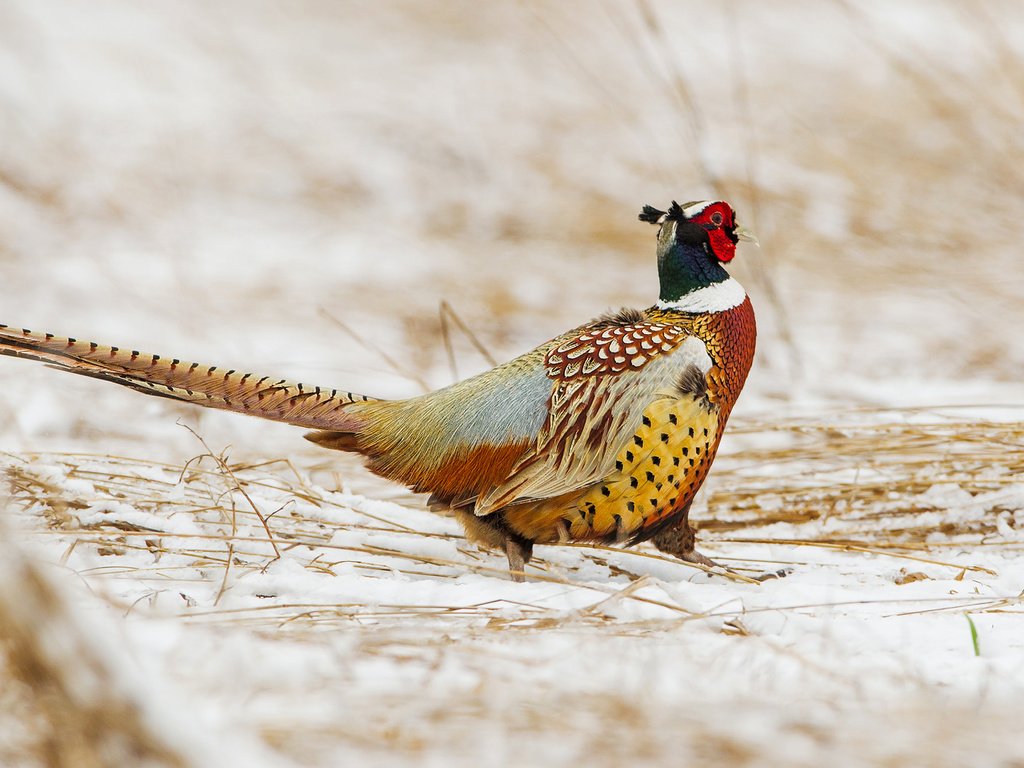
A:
0;510;193;768
702;416;1024;554
3;408;1020;633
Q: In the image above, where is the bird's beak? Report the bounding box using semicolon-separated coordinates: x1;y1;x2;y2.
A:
734;225;760;247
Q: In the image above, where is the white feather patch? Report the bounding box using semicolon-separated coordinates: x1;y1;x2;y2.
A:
656;277;747;313
683;200;712;217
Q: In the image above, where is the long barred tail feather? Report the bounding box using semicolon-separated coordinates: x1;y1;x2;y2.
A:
0;324;379;431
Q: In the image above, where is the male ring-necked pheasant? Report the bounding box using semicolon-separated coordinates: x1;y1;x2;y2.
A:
0;200;757;580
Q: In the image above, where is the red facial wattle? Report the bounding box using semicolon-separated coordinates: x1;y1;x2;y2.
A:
691;203;738;263
706;228;737;262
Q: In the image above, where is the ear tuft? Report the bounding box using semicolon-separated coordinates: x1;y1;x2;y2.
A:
638;205;666;224
666;201;686;221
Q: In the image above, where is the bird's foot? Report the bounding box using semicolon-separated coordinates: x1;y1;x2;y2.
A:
676;547;720;569
751;567;793;582
654;523;725;574
652;520;792;582
682;550;791;582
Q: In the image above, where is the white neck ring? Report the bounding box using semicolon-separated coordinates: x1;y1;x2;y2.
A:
655;277;746;313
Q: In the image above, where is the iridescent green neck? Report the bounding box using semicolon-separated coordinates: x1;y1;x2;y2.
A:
657;236;730;303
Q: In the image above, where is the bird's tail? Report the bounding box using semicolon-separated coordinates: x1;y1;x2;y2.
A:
0;324;377;432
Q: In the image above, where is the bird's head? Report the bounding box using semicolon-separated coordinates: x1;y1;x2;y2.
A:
639;200;758;305
639;200;757;264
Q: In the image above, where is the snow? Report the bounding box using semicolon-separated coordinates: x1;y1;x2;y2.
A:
5;422;1023;766
1;1;1024;766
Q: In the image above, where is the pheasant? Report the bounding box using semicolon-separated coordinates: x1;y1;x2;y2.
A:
0;200;757;581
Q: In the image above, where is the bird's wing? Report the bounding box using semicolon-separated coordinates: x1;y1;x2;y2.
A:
501;381;721;544
473;318;713;515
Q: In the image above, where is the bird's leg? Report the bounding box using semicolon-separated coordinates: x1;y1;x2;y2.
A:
652;512;719;567
653;505;789;581
453;509;535;582
556;518;571;544
503;536;534;583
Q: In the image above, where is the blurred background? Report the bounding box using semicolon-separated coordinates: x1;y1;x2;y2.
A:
2;3;1024;766
2;0;1023;459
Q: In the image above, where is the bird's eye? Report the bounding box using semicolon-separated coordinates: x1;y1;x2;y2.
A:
709;211;724;226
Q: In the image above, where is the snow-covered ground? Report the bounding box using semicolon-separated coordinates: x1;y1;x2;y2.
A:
1;2;1023;765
